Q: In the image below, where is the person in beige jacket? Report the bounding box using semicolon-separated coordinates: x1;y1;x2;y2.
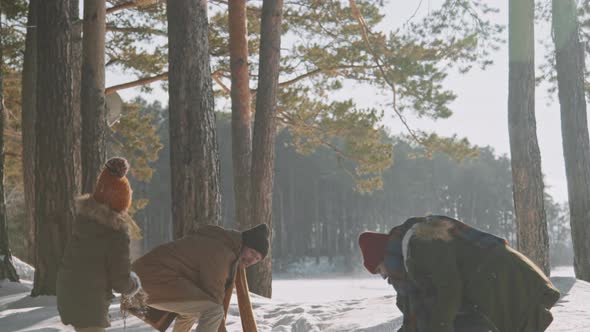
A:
132;223;269;332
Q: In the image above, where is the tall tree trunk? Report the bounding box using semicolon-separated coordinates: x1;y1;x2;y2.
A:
21;0;38;265
167;0;221;238
508;0;550;275
32;0;77;296
553;0;590;281
0;10;19;282
81;0;107;193
229;0;252;231
247;0;283;298
275;187;284;261
71;0;82;194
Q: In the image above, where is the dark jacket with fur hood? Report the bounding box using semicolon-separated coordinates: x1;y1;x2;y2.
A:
57;194;138;328
388;216;560;332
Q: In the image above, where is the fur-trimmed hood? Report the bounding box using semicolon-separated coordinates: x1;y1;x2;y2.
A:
409;215;507;248
75;194;142;239
412;216;454;241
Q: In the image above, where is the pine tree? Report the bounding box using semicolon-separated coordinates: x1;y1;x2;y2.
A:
552;0;590;281
228;0;252;240
21;0;37;265
246;0;284;298
81;0;108;193
32;0;77;296
508;0;550;274
0;5;20;282
167;0;221;236
102;1;501;191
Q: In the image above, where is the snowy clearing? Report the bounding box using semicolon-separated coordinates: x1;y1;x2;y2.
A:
0;263;588;331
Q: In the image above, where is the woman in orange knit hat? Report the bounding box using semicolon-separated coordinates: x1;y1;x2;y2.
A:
57;157;143;332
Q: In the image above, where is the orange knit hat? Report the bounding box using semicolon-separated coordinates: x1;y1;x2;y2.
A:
93;157;132;213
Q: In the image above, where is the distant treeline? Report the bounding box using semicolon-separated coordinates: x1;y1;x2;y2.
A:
131;102;572;271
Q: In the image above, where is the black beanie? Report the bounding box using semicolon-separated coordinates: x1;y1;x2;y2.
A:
242;224;270;258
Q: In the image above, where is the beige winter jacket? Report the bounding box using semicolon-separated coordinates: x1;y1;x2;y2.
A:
132;225;242;305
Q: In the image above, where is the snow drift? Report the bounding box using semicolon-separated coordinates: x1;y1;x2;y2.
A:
0;261;588;331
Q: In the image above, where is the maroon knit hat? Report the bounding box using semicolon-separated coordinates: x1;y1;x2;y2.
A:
358;232;389;274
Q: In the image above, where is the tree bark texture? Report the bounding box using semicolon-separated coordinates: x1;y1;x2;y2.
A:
81;0;107;193
32;0;77;296
71;0;82;194
553;0;590;281
247;0;284;298
166;0;221;238
21;0;38;265
508;0;550;275
0;10;20;282
229;0;252;232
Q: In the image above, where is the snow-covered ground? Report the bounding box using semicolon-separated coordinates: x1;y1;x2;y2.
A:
0;262;589;331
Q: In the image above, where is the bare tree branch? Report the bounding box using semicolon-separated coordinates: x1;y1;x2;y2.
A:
278;65;371;87
404;0;424;25
212;70;230;94
4;151;21;158
244;64;378;98
106;0;161;14
106;70;235;96
3;73;20;81
107;63;367;98
107;1;139;14
349;0;424;144
105;72;168;95
106;25;167;36
4;129;21;140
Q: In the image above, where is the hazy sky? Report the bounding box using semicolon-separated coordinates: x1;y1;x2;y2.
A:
378;0;569;203
107;0;573;203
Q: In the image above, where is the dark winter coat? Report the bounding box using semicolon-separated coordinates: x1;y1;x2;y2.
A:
131;225;242;331
57;195;138;328
386;216;560;332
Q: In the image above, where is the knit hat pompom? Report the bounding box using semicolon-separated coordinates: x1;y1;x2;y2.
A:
105;157;129;178
358;232;389;274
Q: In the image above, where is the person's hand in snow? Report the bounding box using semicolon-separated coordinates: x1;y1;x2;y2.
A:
127;271;142;297
121;273;149;320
